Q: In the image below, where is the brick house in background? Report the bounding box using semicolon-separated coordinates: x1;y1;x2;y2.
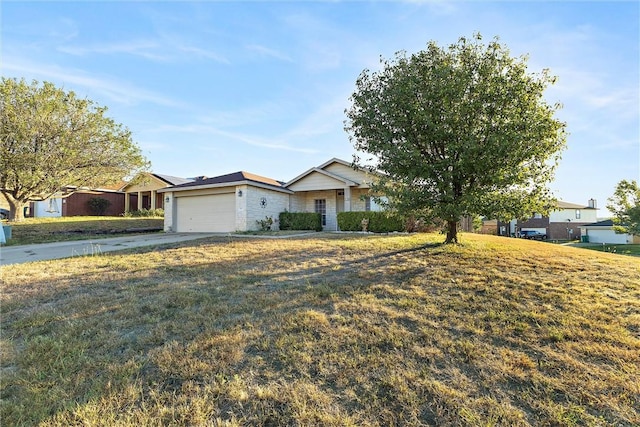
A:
14;173;192;219
27;184;131;218
497;200;599;240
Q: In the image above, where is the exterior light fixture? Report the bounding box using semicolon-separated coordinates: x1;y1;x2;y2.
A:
238;190;243;197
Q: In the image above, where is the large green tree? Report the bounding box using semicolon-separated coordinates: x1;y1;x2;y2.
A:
606;179;640;235
1;78;149;221
345;35;567;243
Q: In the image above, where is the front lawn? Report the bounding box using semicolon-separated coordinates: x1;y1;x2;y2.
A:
1;233;639;426
2;216;164;246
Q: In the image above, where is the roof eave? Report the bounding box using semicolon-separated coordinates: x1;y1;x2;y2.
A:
284;167;358;188
158;180;293;194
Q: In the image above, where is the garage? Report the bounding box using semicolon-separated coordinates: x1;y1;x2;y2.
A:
176;193;236;232
583;228;629;244
580;219;634;244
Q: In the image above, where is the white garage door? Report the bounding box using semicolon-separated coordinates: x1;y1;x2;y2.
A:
176;193;236;232
587;229;628;244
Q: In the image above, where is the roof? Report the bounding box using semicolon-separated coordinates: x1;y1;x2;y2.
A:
556;201;595;210
316;157;354;170
152;173;194;186
582;219;614;227
284;167;359;188
284;157;373;188
158;171;292;194
97;181;128;191
61;182;127;193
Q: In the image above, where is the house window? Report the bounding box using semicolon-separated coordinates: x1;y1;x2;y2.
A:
365;196;371;211
315;199;326;226
575;209;581;219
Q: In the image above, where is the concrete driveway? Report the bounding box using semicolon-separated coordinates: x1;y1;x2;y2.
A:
0;232;219;266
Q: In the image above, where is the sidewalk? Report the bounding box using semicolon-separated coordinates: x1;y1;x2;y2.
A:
0;233;219;266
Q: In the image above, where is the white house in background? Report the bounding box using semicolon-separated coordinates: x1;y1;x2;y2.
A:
158;158;383;233
580;219;640;244
501;200;600;240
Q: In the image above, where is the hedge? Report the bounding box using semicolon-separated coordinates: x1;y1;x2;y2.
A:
337;211;405;233
279;212;322;231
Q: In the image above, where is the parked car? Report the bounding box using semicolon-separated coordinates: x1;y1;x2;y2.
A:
0;208;8;220
520;230;547;240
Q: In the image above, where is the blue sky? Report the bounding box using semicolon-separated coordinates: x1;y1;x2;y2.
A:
2;1;638;217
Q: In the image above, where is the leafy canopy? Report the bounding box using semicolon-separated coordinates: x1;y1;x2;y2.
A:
345;34;566;243
0;78;149;220
607;179;640;235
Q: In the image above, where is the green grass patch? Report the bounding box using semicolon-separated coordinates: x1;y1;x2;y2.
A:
1;233;639;425
581;243;640;256
2;216;163;246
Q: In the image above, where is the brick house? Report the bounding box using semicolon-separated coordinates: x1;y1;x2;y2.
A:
27;184;130;218
497;200;599;240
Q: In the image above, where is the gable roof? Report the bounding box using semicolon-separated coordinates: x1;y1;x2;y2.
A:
316;157;354;170
158;171;292;194
152;173;194;186
284;157;376;188
284;167;359;188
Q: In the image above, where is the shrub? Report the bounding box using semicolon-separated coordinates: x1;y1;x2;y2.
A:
87;197;111;216
337;211;405;233
279;212;322;231
256;216;274;231
124;208;164;218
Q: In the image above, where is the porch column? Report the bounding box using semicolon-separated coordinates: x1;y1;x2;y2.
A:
344;187;351;212
124;192;130;212
150;190;157;210
137;191;142;210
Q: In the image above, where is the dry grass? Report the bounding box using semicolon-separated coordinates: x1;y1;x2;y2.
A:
1;233;639;426
3;216;164;246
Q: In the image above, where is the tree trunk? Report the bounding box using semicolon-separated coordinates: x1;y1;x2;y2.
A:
445;219;458;244
4;194;27;222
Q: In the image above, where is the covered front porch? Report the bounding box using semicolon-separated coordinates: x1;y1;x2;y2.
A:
289;187;372;231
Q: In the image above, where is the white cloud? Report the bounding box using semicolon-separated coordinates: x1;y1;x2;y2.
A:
150;123;319;154
57;38;230;64
58;39;169;61
245;44;294;62
2;57;184;108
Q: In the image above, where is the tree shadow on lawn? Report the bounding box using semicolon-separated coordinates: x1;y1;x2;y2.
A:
2;236;449;424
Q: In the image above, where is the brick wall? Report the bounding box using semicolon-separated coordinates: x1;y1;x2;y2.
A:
517;217;550;230
63;192;126;216
548;222;590;240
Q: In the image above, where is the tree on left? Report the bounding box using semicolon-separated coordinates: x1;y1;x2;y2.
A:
0;78;149;221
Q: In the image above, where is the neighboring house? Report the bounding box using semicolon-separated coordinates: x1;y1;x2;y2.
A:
28;184;128;218
480;219;498;235
122;173;194;213
498;200;599;240
580;219;640;244
159;158;383;233
1;173;192;219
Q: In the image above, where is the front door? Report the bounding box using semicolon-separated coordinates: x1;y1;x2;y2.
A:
336;190;344;213
314;199;326;228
